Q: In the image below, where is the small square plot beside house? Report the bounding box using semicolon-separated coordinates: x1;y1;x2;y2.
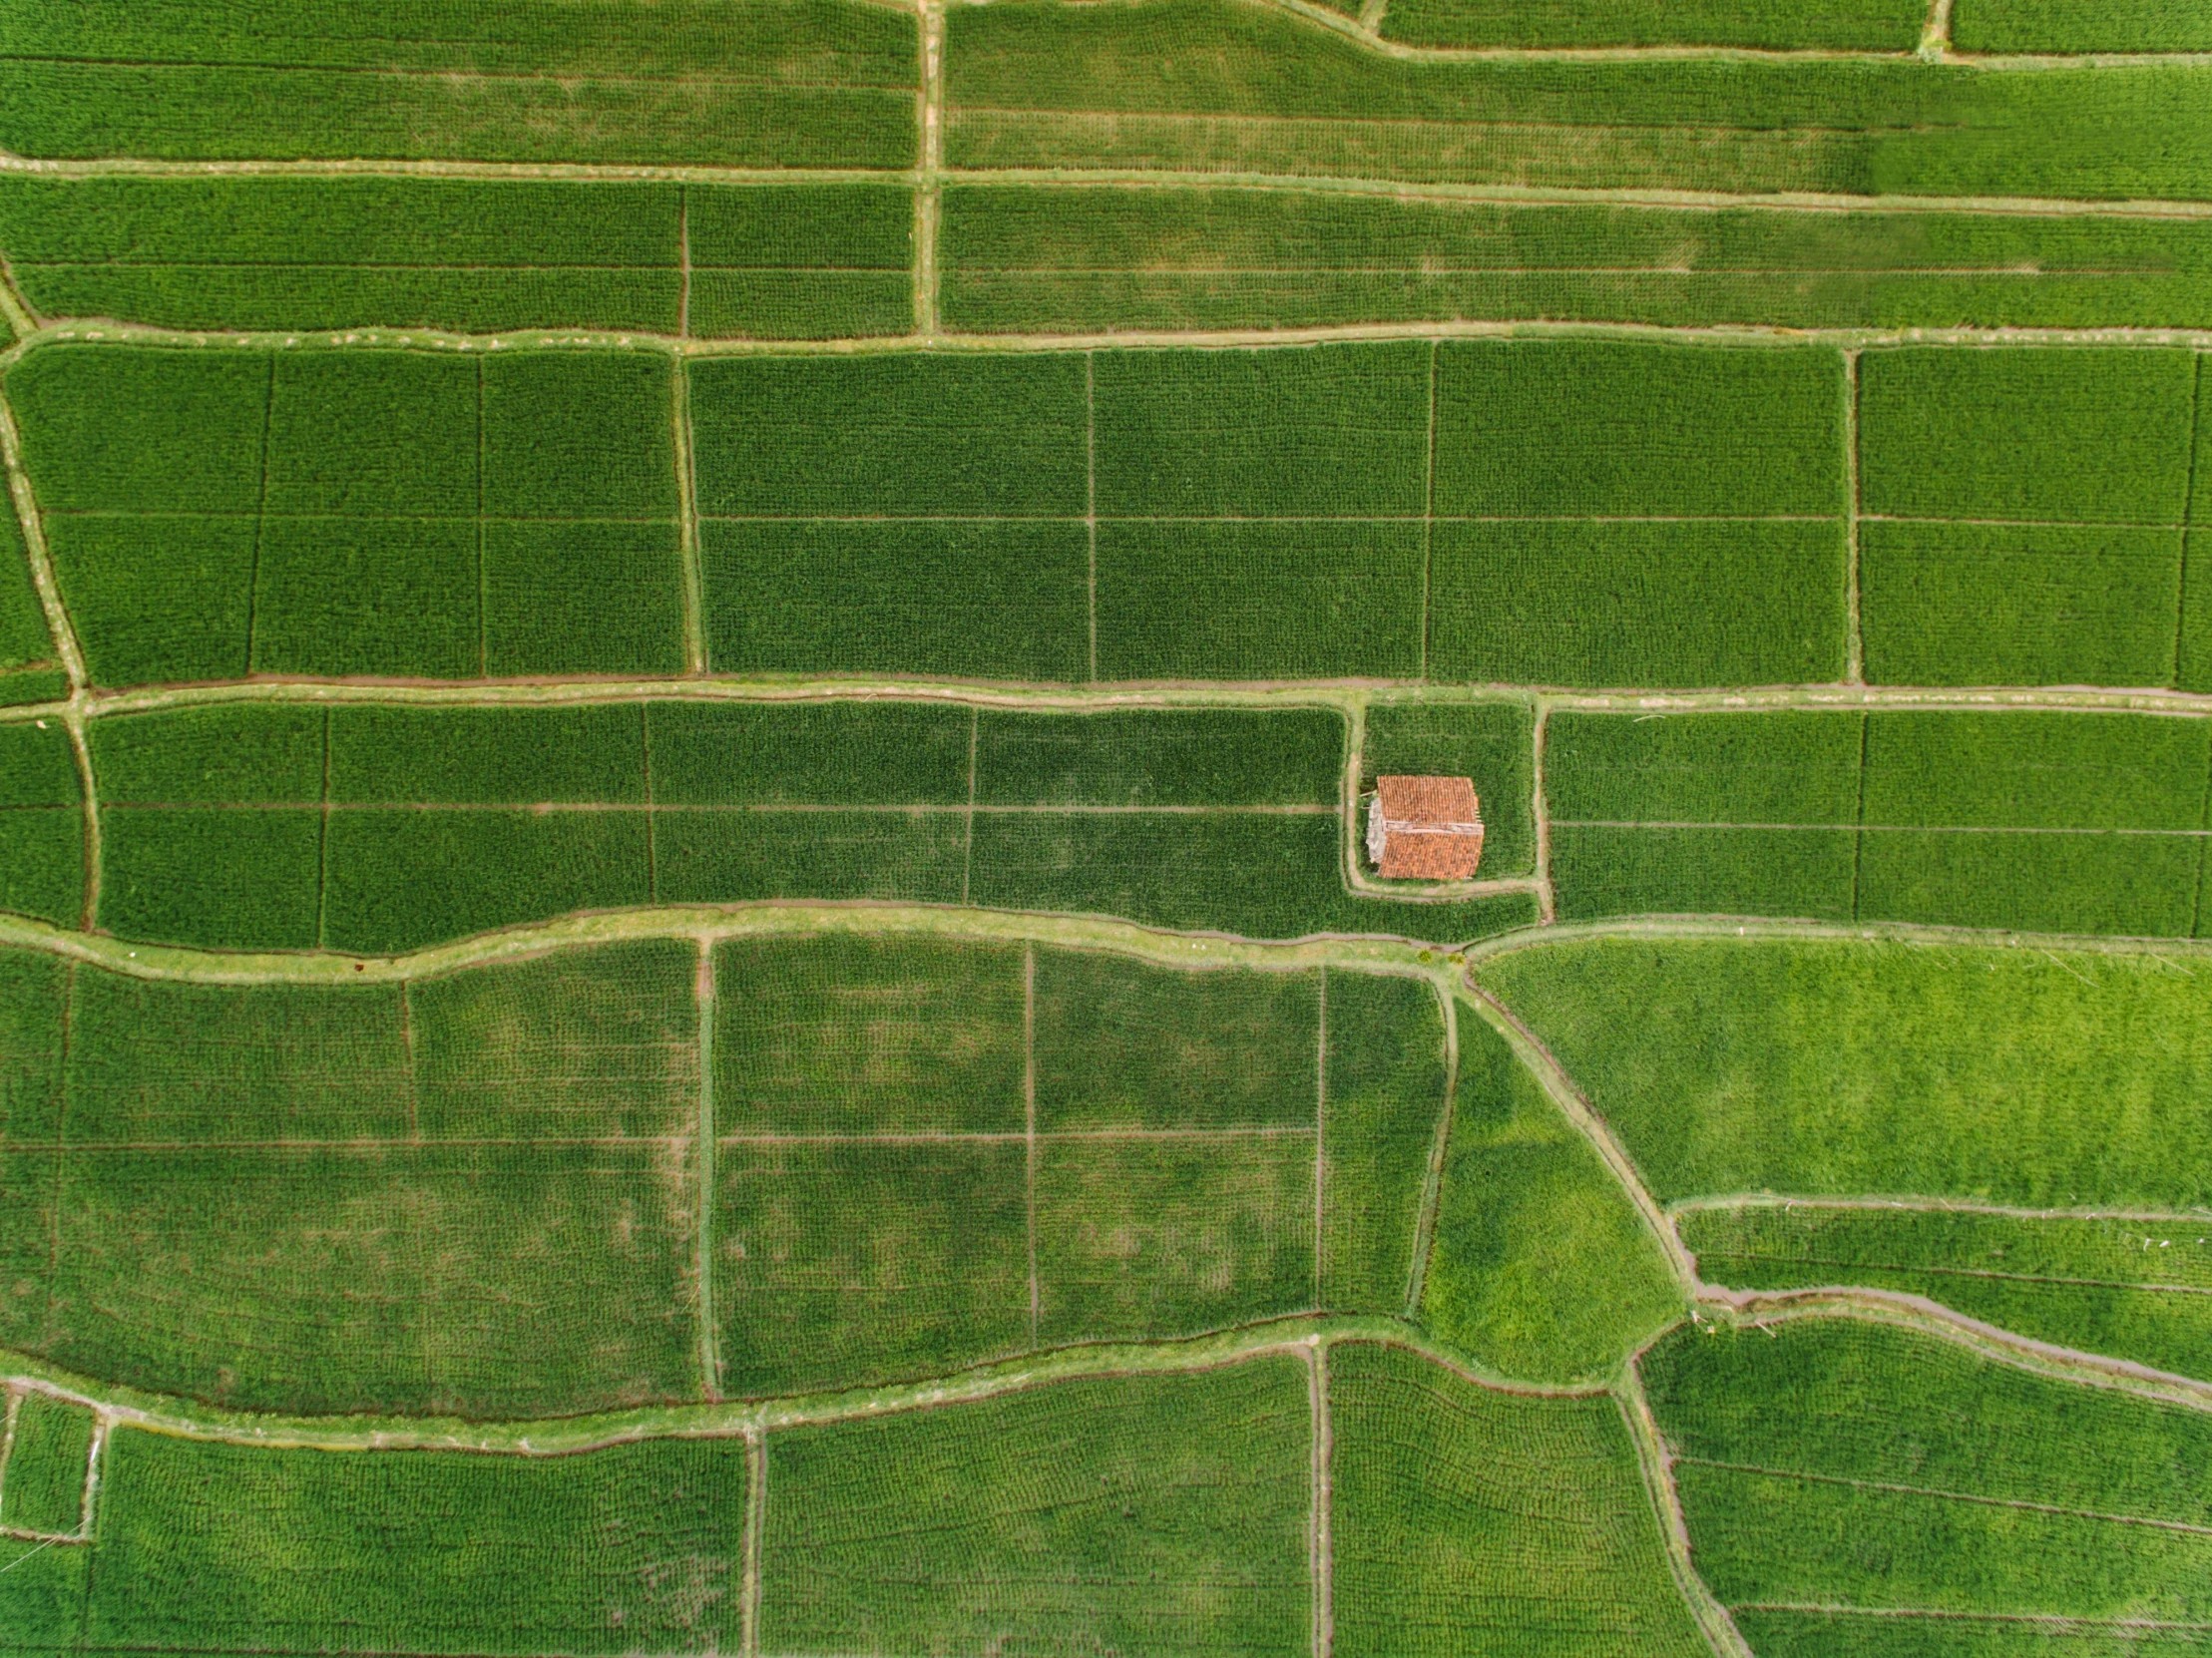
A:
1367;775;1485;880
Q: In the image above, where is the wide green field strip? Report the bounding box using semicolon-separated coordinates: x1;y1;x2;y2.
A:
1480;937;2212;1212
1377;0;1923;49
0;177;914;339
0;503;65;710
1954;0;2212;52
943;186;2212;334
1544;708;2212;935
1681;1205;2212;1383
944;0;2212;201
0;1392;92;1537
710;939;1456;1396
78;698;1523;951
1858;348;2203;689
0;720;83;932
1329;1342;1704;1657
1419;1013;1682;1382
7;344;685;685
762;1359;1310;1653
1643;1319;2212;1646
0;0;918;167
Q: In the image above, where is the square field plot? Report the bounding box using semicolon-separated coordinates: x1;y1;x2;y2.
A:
481;353;676;519
713;1138;1031;1398
249;517;481;679
265;354;477;516
760;1361;1311;1657
0;1394;94;1538
41;516;257;688
4;347;270;513
702;521;1091;682
1428;521;1848;686
1359;699;1536;875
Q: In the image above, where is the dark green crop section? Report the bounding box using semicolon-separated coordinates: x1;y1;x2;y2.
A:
1643;1319;2212;1635
0;1393;91;1537
976;706;1344;807
1419;1014;1682;1381
0;720;82;930
1954;0;2212;52
0;941;701;1419
647;700;972;805
1330;1343;1706;1658
760;1359;1311;1655
944;186;2212;334
6;344;685;685
0;500;57;683
1680;1204;2212;1384
328;703;649;804
81;1429;745;1652
1319;974;1447;1317
0;0;918;168
1379;0;1923;48
1359;699;1535;876
1482;937;2212;1210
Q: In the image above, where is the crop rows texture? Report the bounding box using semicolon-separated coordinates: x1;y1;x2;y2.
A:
0;0;920;167
0;934;1464;1414
1329;1342;1704;1657
0;721;80;932
0;1392;91;1537
1544;708;2212;936
0;505;64;709
1680;1206;2212;1383
0;177;915;339
1954;0;2212;52
1376;0;1925;49
942;187;2212;335
72;700;1531;953
1419;1015;1682;1382
1480;937;2212;1212
943;0;2212;202
1642;1319;2212;1647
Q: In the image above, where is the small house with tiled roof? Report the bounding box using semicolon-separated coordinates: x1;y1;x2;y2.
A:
1366;775;1484;880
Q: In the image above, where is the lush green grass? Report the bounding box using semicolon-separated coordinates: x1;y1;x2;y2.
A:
1482;937;2212;1210
686;183;913;339
1550;826;1859;924
0;1394;91;1537
760;1359;1311;1655
1360;699;1536;876
0;942;702;1418
1681;1204;2212;1382
1429;521;1849;688
1548;710;1864;826
650;700;971;806
0;497;57;684
330;704;647;804
1643;1318;2212;1634
1955;0;2212;54
483;353;675;519
0;0;917;168
83;1428;745;1652
1859;522;2186;688
1330;1342;1705;1658
1380;0;1923;48
0;720;82;929
943;186;2212;334
1421;1013;1683;1381
1859;347;2198;525
1320;974;1448;1315
979;707;1342;807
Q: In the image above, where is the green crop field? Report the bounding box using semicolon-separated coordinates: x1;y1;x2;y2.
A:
3;0;2209;1642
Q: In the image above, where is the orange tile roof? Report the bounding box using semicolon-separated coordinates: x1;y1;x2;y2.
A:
1371;774;1485;880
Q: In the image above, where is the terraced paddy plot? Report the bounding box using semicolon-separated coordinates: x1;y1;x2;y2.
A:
0;719;82;931
760;1359;1311;1655
7;344;685;684
1329;1343;1704;1657
0;0;919;167
0;176;913;339
711;938;1454;1394
1545;707;2212;934
1480;937;2212;1212
0;1393;94;1537
942;186;2212;335
1377;0;1925;48
1858;347;2202;688
80;1429;748;1652
1642;1319;2212;1649
0;939;704;1418
1680;1204;2212;1383
943;0;2212;202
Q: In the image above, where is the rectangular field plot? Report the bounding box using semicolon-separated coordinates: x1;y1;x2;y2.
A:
1680;1203;2212;1383
1956;0;2212;58
1360;699;1536;876
1480;937;2212;1212
0;502;61;699
0;720;83;930
1319;974;1447;1314
0;1393;93;1538
1378;0;1923;48
0;941;705;1418
1330;1343;1705;1658
7;344;687;685
1643;1318;2212;1639
79;1429;746;1654
0;0;918;168
759;1360;1311;1655
944;186;2212;335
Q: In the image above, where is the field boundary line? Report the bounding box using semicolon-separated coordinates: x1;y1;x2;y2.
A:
1025;942;1040;1342
1313;968;1328;1304
0;258;36;339
1681;1455;2212;1532
1530;703;1557;923
0;1314;1602;1458
1921;0;1956;55
1704;1289;2212;1414
915;0;945;339
1458;979;1695;1289
671;360;707;675
0;392;88;688
740;1426;766;1657
1403;980;1458;1315
1842;349;1863;685
695;939;722;1402
1675;1192;2212;1225
64;720;100;934
1617;1362;1755;1658
74;1418;102;1541
1309;1339;1333;1658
